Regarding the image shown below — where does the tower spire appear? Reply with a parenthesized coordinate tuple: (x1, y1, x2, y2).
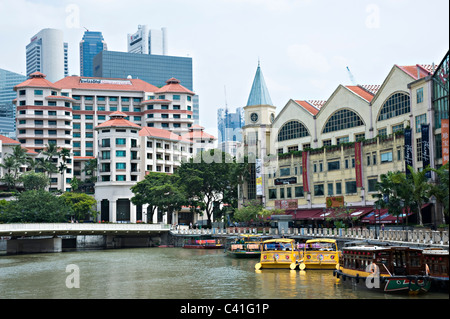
(246, 61, 273, 107)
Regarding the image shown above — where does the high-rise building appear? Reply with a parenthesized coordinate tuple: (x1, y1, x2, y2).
(0, 68, 27, 137)
(80, 31, 107, 77)
(26, 28, 68, 82)
(93, 51, 192, 90)
(127, 25, 168, 55)
(217, 107, 244, 156)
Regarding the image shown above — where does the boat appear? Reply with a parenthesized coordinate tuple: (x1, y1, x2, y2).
(298, 238, 340, 270)
(334, 245, 432, 294)
(183, 238, 223, 249)
(255, 238, 300, 270)
(226, 234, 269, 258)
(422, 248, 449, 292)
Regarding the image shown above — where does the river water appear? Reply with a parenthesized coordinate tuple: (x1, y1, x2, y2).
(0, 247, 448, 300)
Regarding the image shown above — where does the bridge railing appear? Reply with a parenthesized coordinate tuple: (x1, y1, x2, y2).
(172, 227, 449, 246)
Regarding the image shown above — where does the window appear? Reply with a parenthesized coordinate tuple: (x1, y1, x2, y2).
(392, 124, 404, 133)
(116, 150, 126, 157)
(337, 136, 349, 145)
(280, 167, 291, 176)
(416, 87, 423, 103)
(378, 92, 410, 121)
(323, 140, 332, 147)
(295, 186, 304, 197)
(368, 178, 378, 192)
(380, 151, 393, 163)
(280, 188, 285, 199)
(336, 182, 342, 195)
(355, 133, 365, 141)
(116, 175, 126, 181)
(327, 183, 334, 196)
(173, 95, 181, 100)
(286, 187, 292, 198)
(116, 138, 126, 145)
(345, 181, 357, 194)
(277, 121, 309, 142)
(34, 90, 43, 95)
(102, 151, 110, 159)
(327, 160, 340, 171)
(314, 184, 324, 196)
(85, 142, 93, 148)
(116, 163, 126, 170)
(416, 138, 422, 162)
(378, 128, 387, 136)
(269, 189, 277, 199)
(415, 114, 427, 133)
(323, 109, 364, 133)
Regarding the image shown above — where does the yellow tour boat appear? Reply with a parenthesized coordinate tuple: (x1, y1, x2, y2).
(298, 238, 340, 270)
(255, 238, 300, 270)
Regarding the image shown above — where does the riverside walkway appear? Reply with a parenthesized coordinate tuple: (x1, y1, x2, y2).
(172, 226, 449, 250)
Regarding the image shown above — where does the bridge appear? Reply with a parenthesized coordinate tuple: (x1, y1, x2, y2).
(0, 223, 171, 254)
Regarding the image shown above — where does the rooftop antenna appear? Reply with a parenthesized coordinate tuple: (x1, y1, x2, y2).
(83, 27, 89, 32)
(346, 66, 357, 85)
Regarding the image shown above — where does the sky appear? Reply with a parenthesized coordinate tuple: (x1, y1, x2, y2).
(0, 0, 448, 137)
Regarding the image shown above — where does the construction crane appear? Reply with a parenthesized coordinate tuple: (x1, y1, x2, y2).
(346, 66, 357, 85)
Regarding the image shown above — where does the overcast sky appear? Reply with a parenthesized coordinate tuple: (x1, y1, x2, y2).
(0, 0, 448, 136)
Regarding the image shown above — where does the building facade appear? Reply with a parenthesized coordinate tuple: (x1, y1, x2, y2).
(0, 68, 27, 137)
(127, 25, 168, 55)
(80, 31, 108, 77)
(12, 72, 213, 223)
(26, 28, 68, 83)
(240, 59, 445, 226)
(217, 107, 244, 156)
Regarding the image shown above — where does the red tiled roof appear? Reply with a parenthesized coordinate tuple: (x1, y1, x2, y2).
(155, 78, 194, 95)
(397, 64, 434, 80)
(182, 130, 216, 141)
(294, 100, 320, 115)
(345, 85, 375, 102)
(14, 72, 58, 90)
(139, 126, 191, 143)
(96, 112, 142, 129)
(74, 156, 96, 160)
(0, 135, 21, 145)
(54, 76, 159, 92)
(45, 95, 76, 102)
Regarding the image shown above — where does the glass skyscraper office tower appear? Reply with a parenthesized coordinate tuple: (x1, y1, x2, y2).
(0, 68, 26, 137)
(80, 31, 108, 77)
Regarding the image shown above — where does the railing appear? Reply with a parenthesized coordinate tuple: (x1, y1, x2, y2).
(172, 227, 449, 246)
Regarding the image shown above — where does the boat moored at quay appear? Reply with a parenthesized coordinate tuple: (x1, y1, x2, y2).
(255, 238, 300, 270)
(422, 248, 449, 292)
(298, 238, 340, 270)
(334, 245, 432, 294)
(225, 234, 270, 258)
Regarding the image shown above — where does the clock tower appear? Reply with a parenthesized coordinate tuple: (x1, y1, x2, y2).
(240, 61, 276, 207)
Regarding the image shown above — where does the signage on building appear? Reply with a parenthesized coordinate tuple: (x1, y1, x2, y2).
(274, 177, 297, 185)
(79, 78, 132, 85)
(275, 199, 298, 210)
(302, 151, 310, 192)
(442, 119, 449, 165)
(421, 124, 431, 177)
(255, 159, 262, 196)
(355, 141, 363, 187)
(326, 196, 344, 208)
(404, 128, 413, 174)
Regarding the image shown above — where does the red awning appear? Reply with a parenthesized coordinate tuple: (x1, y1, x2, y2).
(286, 209, 323, 220)
(310, 206, 374, 220)
(360, 204, 430, 224)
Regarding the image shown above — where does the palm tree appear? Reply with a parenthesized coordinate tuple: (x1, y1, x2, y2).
(406, 165, 432, 226)
(0, 156, 19, 190)
(58, 148, 71, 191)
(83, 158, 98, 183)
(429, 163, 449, 225)
(42, 144, 60, 190)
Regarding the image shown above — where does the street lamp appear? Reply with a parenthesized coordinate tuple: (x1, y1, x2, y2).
(374, 202, 381, 239)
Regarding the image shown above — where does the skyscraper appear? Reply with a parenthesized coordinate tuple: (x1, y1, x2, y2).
(0, 68, 26, 137)
(127, 25, 168, 55)
(217, 107, 245, 156)
(26, 28, 68, 82)
(80, 31, 107, 77)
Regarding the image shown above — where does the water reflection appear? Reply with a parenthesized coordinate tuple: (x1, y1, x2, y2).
(0, 248, 447, 299)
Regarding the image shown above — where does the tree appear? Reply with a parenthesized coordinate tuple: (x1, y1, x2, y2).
(20, 172, 49, 191)
(4, 190, 71, 223)
(405, 165, 432, 226)
(177, 149, 245, 228)
(0, 156, 19, 190)
(83, 158, 98, 184)
(131, 172, 187, 223)
(429, 163, 449, 224)
(60, 192, 97, 221)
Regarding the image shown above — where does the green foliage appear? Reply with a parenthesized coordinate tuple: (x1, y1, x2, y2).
(60, 192, 97, 221)
(20, 172, 49, 191)
(3, 190, 71, 223)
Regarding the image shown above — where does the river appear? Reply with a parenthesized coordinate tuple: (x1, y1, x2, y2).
(0, 247, 448, 300)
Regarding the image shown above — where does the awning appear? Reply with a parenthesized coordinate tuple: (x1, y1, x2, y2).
(310, 206, 374, 220)
(286, 207, 373, 221)
(360, 204, 430, 224)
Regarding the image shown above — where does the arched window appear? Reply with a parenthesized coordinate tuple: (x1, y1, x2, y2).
(277, 120, 309, 142)
(377, 92, 410, 121)
(322, 109, 364, 134)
